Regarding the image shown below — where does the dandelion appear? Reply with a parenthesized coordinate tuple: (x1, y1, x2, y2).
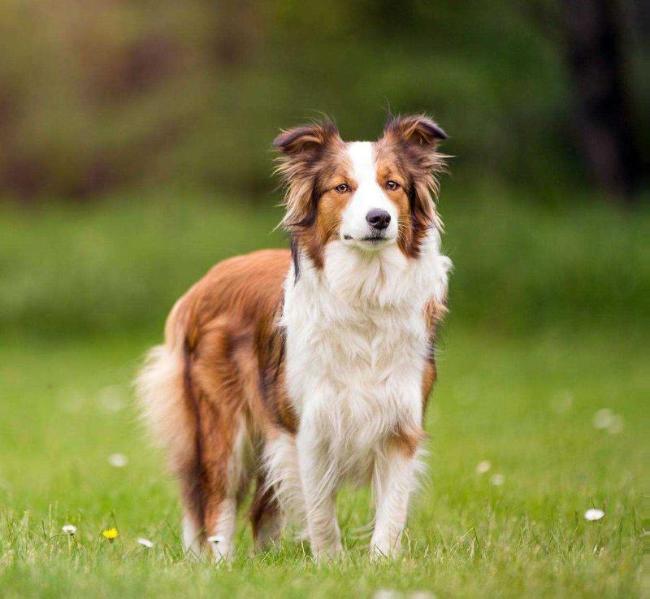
(108, 453, 128, 468)
(490, 473, 505, 486)
(137, 537, 154, 549)
(62, 524, 77, 535)
(102, 527, 119, 541)
(476, 460, 491, 475)
(584, 508, 605, 521)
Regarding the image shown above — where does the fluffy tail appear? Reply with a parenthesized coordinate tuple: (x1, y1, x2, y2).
(135, 315, 204, 552)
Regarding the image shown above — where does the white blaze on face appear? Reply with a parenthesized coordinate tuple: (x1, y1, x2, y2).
(340, 142, 398, 248)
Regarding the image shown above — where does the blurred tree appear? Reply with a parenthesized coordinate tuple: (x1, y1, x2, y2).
(0, 0, 647, 203)
(561, 0, 642, 203)
(211, 0, 262, 68)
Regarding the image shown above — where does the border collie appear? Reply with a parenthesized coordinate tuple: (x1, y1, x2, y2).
(136, 114, 451, 561)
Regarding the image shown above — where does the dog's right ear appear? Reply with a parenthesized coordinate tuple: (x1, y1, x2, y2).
(274, 120, 342, 231)
(273, 120, 340, 159)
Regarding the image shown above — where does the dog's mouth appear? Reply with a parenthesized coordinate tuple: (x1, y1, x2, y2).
(342, 234, 395, 247)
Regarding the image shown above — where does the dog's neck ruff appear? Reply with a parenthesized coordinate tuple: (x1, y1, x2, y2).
(283, 229, 450, 318)
(280, 228, 451, 478)
(281, 229, 450, 420)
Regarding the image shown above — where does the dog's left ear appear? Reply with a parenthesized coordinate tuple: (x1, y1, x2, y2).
(382, 114, 448, 255)
(383, 114, 447, 148)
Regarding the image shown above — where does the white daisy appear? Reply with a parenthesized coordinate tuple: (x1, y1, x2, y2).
(490, 473, 505, 486)
(584, 508, 605, 521)
(592, 409, 614, 430)
(476, 460, 491, 475)
(108, 453, 128, 468)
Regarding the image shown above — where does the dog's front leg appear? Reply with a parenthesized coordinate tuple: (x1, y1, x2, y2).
(296, 411, 342, 560)
(370, 441, 421, 558)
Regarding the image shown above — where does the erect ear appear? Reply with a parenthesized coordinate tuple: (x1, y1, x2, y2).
(273, 120, 342, 231)
(381, 114, 448, 255)
(383, 113, 447, 148)
(381, 113, 448, 186)
(273, 120, 340, 158)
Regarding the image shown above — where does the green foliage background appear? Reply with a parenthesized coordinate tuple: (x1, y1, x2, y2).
(0, 1, 647, 200)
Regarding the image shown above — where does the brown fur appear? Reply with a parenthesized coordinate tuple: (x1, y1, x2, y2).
(160, 250, 296, 545)
(377, 114, 447, 257)
(275, 121, 352, 269)
(139, 115, 448, 551)
(249, 472, 282, 548)
(275, 115, 447, 270)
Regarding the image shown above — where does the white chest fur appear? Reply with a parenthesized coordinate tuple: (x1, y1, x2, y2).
(281, 231, 451, 470)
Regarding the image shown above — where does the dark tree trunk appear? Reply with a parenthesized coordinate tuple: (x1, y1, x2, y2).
(561, 0, 641, 203)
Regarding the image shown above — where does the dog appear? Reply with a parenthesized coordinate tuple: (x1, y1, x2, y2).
(136, 114, 451, 561)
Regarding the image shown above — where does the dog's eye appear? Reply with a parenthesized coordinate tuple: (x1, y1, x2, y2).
(334, 183, 350, 194)
(386, 180, 400, 191)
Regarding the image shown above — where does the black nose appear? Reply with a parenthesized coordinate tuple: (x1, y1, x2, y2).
(366, 209, 391, 230)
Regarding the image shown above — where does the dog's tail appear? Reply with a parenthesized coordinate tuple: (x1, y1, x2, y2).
(135, 300, 204, 554)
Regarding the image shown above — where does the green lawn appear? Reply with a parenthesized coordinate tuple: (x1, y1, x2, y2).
(0, 326, 645, 597)
(0, 191, 647, 597)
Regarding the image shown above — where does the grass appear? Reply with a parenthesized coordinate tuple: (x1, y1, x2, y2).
(0, 189, 647, 597)
(0, 328, 645, 597)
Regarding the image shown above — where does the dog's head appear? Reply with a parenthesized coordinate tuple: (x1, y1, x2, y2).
(274, 114, 447, 266)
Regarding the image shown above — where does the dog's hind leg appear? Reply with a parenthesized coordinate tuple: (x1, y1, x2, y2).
(250, 472, 283, 551)
(137, 304, 254, 561)
(198, 404, 249, 561)
(135, 339, 206, 557)
(185, 322, 252, 562)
